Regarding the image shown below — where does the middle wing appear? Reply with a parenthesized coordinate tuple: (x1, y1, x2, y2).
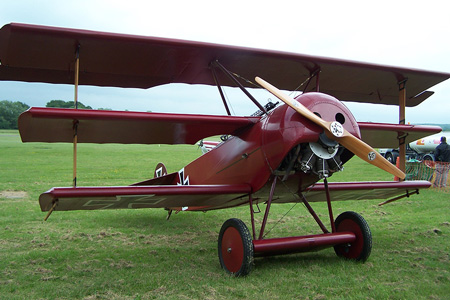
(19, 107, 259, 144)
(358, 122, 442, 148)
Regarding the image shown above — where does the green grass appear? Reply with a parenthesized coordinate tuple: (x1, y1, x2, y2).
(1, 129, 449, 299)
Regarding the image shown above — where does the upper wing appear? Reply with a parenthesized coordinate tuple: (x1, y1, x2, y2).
(358, 122, 442, 148)
(1, 23, 449, 106)
(19, 107, 259, 144)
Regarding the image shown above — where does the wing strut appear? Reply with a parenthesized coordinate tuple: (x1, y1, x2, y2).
(378, 189, 419, 206)
(212, 60, 267, 115)
(211, 65, 231, 116)
(301, 68, 321, 93)
(398, 79, 407, 179)
(44, 201, 58, 221)
(45, 45, 80, 222)
(73, 45, 80, 188)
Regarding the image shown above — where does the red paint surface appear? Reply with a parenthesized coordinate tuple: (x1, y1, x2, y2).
(253, 232, 356, 256)
(1, 23, 449, 105)
(221, 227, 244, 273)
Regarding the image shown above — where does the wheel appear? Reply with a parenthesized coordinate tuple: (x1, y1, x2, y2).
(422, 154, 435, 168)
(218, 218, 254, 276)
(422, 154, 434, 162)
(333, 211, 372, 262)
(385, 152, 397, 164)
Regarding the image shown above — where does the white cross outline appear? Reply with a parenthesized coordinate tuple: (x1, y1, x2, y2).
(177, 168, 190, 185)
(155, 167, 164, 177)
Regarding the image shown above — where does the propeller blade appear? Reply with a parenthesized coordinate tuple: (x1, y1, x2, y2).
(255, 76, 405, 179)
(255, 77, 327, 129)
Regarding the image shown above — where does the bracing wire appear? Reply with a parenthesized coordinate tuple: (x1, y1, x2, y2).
(221, 87, 236, 116)
(261, 176, 318, 239)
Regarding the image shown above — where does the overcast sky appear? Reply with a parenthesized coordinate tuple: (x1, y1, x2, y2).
(1, 0, 449, 123)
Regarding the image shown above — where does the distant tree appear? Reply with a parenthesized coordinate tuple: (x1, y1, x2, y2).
(0, 100, 30, 129)
(440, 124, 450, 131)
(46, 100, 92, 109)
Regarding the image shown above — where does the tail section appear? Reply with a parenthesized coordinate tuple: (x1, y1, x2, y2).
(198, 140, 220, 154)
(154, 162, 168, 178)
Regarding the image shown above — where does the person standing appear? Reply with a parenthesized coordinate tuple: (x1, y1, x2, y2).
(433, 136, 450, 188)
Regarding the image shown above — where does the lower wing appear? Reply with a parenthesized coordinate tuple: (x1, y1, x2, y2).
(39, 184, 251, 212)
(302, 181, 431, 204)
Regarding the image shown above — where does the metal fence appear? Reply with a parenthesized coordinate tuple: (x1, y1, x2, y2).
(406, 160, 450, 190)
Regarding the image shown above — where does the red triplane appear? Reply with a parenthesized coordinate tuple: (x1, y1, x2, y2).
(1, 23, 448, 276)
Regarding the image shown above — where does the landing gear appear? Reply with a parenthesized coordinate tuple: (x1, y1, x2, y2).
(218, 218, 254, 276)
(333, 211, 372, 262)
(217, 178, 373, 276)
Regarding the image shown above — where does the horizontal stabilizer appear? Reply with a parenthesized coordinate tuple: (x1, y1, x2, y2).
(39, 184, 252, 212)
(19, 108, 259, 144)
(358, 122, 442, 148)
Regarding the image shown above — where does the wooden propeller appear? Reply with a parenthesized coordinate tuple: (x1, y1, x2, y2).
(255, 76, 405, 179)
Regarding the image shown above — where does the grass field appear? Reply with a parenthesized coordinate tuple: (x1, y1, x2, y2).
(1, 129, 449, 299)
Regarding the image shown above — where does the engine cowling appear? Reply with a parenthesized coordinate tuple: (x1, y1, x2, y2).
(262, 92, 360, 179)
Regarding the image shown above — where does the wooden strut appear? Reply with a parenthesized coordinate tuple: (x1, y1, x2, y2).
(45, 46, 80, 221)
(44, 201, 58, 221)
(73, 45, 80, 188)
(398, 79, 407, 179)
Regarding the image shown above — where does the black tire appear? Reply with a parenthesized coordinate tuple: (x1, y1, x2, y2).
(218, 218, 254, 276)
(422, 154, 434, 162)
(421, 154, 435, 169)
(333, 211, 372, 262)
(385, 152, 397, 164)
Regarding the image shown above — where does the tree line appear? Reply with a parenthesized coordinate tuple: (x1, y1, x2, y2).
(2, 99, 449, 131)
(0, 100, 96, 129)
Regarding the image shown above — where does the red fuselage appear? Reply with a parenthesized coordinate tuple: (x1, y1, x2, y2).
(182, 92, 361, 198)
